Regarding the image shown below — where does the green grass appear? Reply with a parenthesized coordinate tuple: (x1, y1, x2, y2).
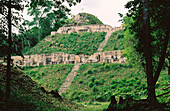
(102, 30, 124, 51)
(62, 63, 169, 103)
(23, 64, 74, 91)
(76, 102, 109, 111)
(0, 64, 81, 111)
(25, 32, 106, 55)
(68, 13, 103, 26)
(79, 13, 103, 25)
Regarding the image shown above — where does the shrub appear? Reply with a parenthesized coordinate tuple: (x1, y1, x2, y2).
(96, 95, 104, 102)
(87, 69, 92, 74)
(128, 82, 134, 86)
(83, 72, 87, 76)
(94, 80, 100, 85)
(111, 84, 117, 89)
(111, 80, 118, 84)
(79, 80, 83, 84)
(88, 100, 93, 105)
(104, 64, 110, 69)
(92, 86, 98, 93)
(90, 77, 95, 82)
(99, 79, 105, 85)
(100, 67, 104, 71)
(87, 75, 90, 78)
(41, 72, 45, 76)
(92, 68, 97, 73)
(88, 82, 94, 88)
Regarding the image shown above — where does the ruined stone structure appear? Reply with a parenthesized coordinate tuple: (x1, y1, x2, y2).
(0, 50, 126, 67)
(51, 25, 124, 35)
(9, 52, 86, 67)
(86, 51, 126, 63)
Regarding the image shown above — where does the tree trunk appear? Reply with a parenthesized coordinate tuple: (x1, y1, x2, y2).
(5, 0, 12, 109)
(143, 0, 156, 101)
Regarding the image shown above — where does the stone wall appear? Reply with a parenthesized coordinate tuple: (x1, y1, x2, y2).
(51, 25, 124, 35)
(86, 50, 126, 63)
(0, 51, 126, 67)
(8, 52, 86, 67)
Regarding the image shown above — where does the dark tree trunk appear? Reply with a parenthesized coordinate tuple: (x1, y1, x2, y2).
(142, 0, 156, 101)
(5, 0, 12, 109)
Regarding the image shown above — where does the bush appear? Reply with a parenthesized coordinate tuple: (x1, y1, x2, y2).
(111, 80, 118, 84)
(94, 80, 100, 85)
(88, 82, 94, 88)
(79, 80, 83, 84)
(128, 82, 134, 86)
(90, 77, 95, 82)
(96, 95, 105, 102)
(111, 84, 117, 89)
(100, 67, 104, 71)
(87, 69, 93, 74)
(83, 72, 87, 76)
(92, 68, 97, 73)
(92, 86, 98, 93)
(88, 100, 93, 105)
(104, 64, 110, 69)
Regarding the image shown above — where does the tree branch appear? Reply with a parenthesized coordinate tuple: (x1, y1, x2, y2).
(154, 30, 169, 84)
(156, 91, 170, 97)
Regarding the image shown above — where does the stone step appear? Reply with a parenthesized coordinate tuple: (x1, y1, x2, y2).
(97, 31, 114, 52)
(58, 63, 82, 94)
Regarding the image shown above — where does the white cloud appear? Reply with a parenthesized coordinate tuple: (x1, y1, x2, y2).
(70, 0, 130, 27)
(22, 0, 130, 28)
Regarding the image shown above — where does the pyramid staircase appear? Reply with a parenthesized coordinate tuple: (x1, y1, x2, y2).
(58, 63, 82, 94)
(59, 31, 114, 94)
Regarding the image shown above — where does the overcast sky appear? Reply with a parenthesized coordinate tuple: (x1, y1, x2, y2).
(70, 0, 130, 27)
(23, 0, 130, 29)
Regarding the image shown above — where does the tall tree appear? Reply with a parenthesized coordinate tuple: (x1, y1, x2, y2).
(0, 0, 26, 109)
(0, 0, 81, 109)
(124, 0, 169, 101)
(27, 0, 81, 42)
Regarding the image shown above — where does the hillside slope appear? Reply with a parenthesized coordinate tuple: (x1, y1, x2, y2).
(0, 64, 81, 110)
(23, 64, 74, 91)
(62, 63, 169, 103)
(25, 32, 106, 55)
(102, 30, 124, 51)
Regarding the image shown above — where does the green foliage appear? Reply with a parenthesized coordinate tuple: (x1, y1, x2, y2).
(124, 0, 169, 99)
(63, 63, 169, 102)
(0, 64, 80, 110)
(68, 13, 103, 26)
(88, 82, 94, 88)
(23, 64, 74, 90)
(25, 32, 106, 55)
(83, 13, 103, 25)
(102, 30, 124, 51)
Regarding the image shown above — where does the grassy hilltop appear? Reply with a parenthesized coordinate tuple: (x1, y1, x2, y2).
(68, 13, 104, 26)
(25, 32, 106, 55)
